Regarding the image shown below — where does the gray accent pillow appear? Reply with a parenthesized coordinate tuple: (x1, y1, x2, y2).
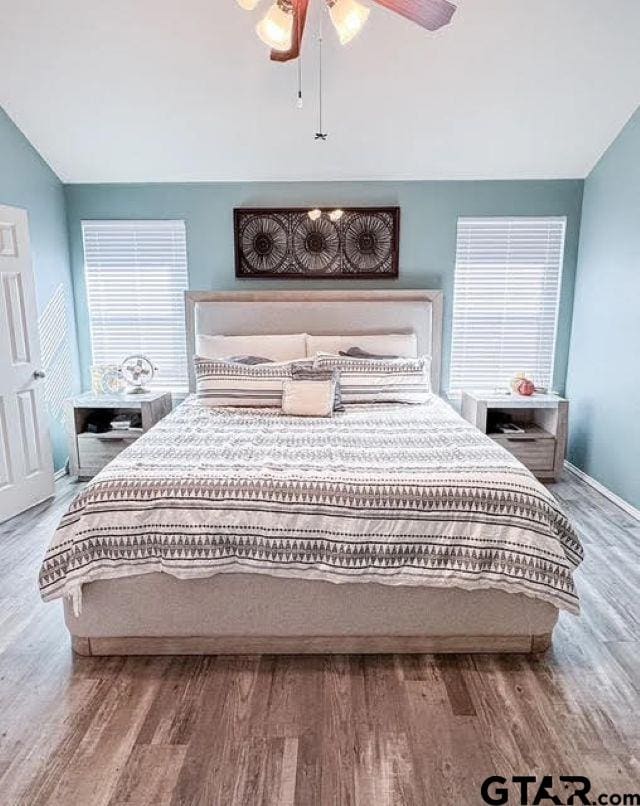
(339, 346, 400, 360)
(227, 355, 274, 365)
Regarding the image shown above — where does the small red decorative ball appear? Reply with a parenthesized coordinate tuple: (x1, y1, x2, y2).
(517, 378, 535, 396)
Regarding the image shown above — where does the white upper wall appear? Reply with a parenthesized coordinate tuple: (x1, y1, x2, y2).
(1, 0, 639, 183)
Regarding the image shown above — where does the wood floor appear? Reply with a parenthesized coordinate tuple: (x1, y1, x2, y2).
(0, 473, 638, 805)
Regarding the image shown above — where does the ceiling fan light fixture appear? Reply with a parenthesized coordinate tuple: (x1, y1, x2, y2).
(326, 0, 370, 46)
(256, 0, 294, 51)
(235, 0, 261, 10)
(308, 208, 323, 221)
(329, 208, 344, 221)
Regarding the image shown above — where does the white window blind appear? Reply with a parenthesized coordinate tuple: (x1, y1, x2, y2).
(449, 216, 566, 394)
(82, 220, 189, 390)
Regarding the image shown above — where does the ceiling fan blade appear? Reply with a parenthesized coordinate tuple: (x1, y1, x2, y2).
(371, 0, 456, 31)
(270, 0, 310, 62)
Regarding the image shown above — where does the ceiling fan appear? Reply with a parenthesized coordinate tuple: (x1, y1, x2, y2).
(235, 0, 457, 62)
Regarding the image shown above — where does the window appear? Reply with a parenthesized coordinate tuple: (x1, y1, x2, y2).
(82, 220, 189, 390)
(449, 216, 566, 394)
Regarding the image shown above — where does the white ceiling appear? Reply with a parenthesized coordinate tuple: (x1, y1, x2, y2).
(1, 0, 639, 183)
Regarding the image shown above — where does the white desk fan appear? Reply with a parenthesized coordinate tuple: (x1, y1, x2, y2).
(121, 355, 156, 394)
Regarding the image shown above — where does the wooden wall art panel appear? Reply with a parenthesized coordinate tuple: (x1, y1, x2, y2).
(234, 207, 400, 279)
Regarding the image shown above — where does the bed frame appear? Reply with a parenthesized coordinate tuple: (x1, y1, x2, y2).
(67, 574, 556, 656)
(66, 289, 558, 655)
(72, 634, 552, 656)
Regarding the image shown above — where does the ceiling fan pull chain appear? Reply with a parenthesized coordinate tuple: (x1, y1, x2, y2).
(315, 8, 327, 140)
(296, 1, 303, 108)
(297, 21, 303, 107)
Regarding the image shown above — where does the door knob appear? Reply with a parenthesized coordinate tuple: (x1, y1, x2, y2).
(33, 370, 46, 380)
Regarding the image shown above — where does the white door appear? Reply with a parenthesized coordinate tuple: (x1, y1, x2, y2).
(0, 205, 54, 523)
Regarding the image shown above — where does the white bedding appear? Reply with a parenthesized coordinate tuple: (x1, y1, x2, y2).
(40, 396, 582, 614)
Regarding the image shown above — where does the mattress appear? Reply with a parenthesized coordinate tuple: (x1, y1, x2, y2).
(40, 396, 583, 615)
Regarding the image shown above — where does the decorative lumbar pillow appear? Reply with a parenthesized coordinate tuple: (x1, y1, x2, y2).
(194, 356, 294, 407)
(306, 333, 417, 358)
(282, 378, 336, 418)
(291, 362, 344, 411)
(313, 354, 431, 405)
(196, 333, 307, 362)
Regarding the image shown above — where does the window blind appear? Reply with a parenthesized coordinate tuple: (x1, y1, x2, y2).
(449, 216, 566, 394)
(82, 220, 189, 390)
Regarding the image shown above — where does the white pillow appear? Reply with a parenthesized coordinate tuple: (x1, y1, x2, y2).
(306, 333, 417, 358)
(196, 333, 307, 362)
(282, 378, 336, 417)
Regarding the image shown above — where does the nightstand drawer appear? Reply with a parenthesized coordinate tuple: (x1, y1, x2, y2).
(461, 391, 568, 481)
(67, 392, 172, 480)
(491, 434, 555, 471)
(77, 432, 138, 469)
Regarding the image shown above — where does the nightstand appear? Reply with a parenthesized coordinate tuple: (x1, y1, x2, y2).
(461, 391, 568, 482)
(66, 391, 172, 480)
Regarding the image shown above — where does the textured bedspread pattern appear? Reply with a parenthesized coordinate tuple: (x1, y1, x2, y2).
(40, 397, 583, 613)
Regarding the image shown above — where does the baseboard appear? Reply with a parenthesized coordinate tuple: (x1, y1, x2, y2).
(54, 468, 68, 481)
(564, 461, 639, 521)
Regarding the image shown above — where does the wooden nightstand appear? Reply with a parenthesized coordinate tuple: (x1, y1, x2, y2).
(66, 392, 172, 480)
(461, 391, 568, 482)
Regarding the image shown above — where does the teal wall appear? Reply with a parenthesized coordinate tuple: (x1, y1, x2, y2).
(566, 107, 640, 509)
(6, 103, 639, 507)
(64, 180, 584, 393)
(0, 108, 80, 472)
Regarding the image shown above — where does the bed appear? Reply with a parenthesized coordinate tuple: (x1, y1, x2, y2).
(40, 290, 582, 655)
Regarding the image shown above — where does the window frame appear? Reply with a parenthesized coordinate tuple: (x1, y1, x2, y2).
(448, 215, 566, 397)
(81, 219, 190, 392)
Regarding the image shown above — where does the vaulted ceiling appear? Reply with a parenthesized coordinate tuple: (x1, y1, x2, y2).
(1, 0, 639, 182)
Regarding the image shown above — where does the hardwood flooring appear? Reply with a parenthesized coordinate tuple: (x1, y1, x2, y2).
(0, 473, 638, 805)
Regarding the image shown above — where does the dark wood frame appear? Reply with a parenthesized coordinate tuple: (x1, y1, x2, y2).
(233, 207, 400, 280)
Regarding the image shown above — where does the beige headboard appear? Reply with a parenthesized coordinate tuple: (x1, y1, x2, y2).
(185, 290, 443, 394)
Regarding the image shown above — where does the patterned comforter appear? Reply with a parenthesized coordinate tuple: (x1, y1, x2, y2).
(40, 396, 583, 614)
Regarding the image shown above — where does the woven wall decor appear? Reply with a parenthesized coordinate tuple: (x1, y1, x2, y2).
(234, 207, 400, 279)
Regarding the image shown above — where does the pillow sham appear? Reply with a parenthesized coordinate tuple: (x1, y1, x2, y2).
(196, 333, 307, 362)
(306, 333, 417, 358)
(282, 378, 336, 418)
(194, 356, 293, 407)
(313, 354, 431, 405)
(291, 363, 344, 411)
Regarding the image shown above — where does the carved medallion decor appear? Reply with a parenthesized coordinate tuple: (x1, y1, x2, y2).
(234, 207, 400, 279)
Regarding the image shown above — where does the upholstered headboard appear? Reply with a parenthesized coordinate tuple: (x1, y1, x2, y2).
(185, 290, 443, 394)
